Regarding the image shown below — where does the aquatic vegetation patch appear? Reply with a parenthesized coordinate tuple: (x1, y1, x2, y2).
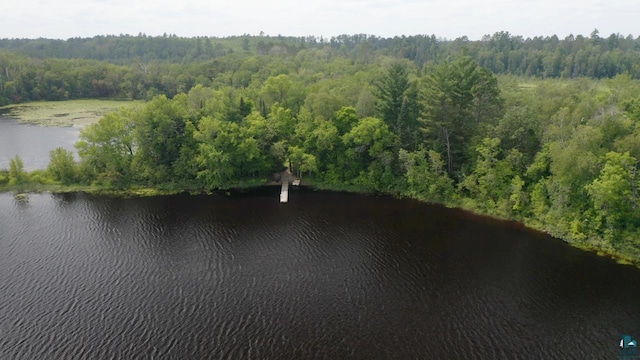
(0, 100, 140, 127)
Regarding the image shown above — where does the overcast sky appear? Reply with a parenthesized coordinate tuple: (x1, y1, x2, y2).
(2, 0, 638, 40)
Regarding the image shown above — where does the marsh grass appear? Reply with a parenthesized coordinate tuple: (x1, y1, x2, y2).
(0, 100, 140, 126)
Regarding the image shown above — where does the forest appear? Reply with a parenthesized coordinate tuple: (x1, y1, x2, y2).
(2, 30, 640, 105)
(1, 31, 640, 263)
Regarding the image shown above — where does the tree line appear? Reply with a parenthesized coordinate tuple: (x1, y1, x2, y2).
(2, 53, 640, 262)
(2, 30, 640, 105)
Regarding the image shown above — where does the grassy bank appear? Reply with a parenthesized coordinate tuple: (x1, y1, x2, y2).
(0, 183, 181, 197)
(0, 100, 140, 126)
(0, 176, 273, 198)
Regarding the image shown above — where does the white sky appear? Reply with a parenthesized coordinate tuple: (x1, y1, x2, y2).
(1, 0, 638, 40)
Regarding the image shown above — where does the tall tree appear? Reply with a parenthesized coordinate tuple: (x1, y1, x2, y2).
(420, 57, 503, 176)
(194, 117, 241, 188)
(374, 62, 420, 150)
(132, 94, 189, 184)
(586, 151, 639, 234)
(342, 116, 397, 189)
(76, 110, 136, 186)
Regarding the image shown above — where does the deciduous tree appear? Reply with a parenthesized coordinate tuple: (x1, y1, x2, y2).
(48, 148, 77, 185)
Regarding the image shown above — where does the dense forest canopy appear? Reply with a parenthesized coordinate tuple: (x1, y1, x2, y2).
(1, 31, 640, 264)
(1, 31, 640, 105)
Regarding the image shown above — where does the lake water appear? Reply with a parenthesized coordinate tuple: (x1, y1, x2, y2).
(0, 117, 80, 171)
(2, 189, 640, 359)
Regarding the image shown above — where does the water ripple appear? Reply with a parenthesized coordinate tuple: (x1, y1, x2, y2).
(0, 192, 637, 359)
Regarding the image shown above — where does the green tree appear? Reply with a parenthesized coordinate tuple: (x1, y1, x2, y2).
(8, 155, 26, 185)
(172, 120, 200, 184)
(239, 97, 253, 118)
(374, 63, 420, 149)
(288, 146, 318, 178)
(492, 105, 540, 163)
(586, 151, 639, 235)
(342, 116, 396, 189)
(132, 94, 189, 184)
(420, 57, 503, 176)
(333, 106, 359, 135)
(267, 104, 296, 143)
(194, 117, 241, 188)
(548, 125, 604, 201)
(261, 74, 293, 109)
(293, 109, 340, 174)
(460, 138, 522, 216)
(399, 147, 455, 203)
(48, 147, 77, 185)
(76, 110, 135, 186)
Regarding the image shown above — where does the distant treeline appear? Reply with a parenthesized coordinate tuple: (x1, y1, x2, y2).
(0, 30, 639, 105)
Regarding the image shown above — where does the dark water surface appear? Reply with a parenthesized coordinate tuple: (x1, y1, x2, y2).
(1, 190, 639, 359)
(0, 117, 80, 170)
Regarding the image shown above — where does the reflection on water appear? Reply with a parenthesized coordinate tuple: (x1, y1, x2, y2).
(1, 190, 639, 359)
(0, 117, 80, 170)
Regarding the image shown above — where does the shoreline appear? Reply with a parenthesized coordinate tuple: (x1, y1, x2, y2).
(2, 179, 638, 269)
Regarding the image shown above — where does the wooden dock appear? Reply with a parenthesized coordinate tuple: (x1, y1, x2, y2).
(276, 169, 300, 203)
(280, 179, 289, 203)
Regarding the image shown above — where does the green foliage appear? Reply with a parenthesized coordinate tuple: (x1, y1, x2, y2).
(194, 117, 242, 188)
(342, 117, 397, 190)
(374, 63, 420, 149)
(399, 148, 455, 203)
(586, 151, 639, 236)
(1, 31, 640, 109)
(0, 172, 8, 185)
(48, 148, 77, 185)
(548, 126, 604, 199)
(132, 94, 189, 184)
(420, 57, 503, 176)
(76, 110, 135, 186)
(492, 105, 540, 163)
(288, 146, 318, 178)
(2, 35, 639, 264)
(267, 104, 296, 141)
(8, 155, 26, 185)
(261, 74, 301, 112)
(28, 170, 55, 185)
(460, 138, 522, 216)
(333, 106, 359, 135)
(172, 120, 200, 183)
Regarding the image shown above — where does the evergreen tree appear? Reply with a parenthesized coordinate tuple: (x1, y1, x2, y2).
(420, 57, 503, 176)
(374, 63, 420, 150)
